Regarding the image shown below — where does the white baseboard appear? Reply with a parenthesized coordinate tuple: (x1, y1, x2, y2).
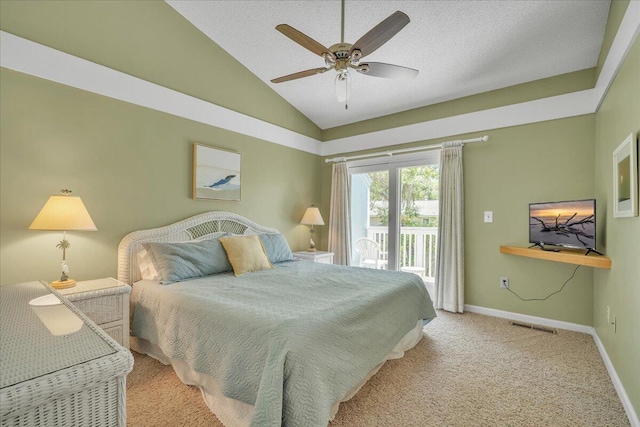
(464, 304, 594, 334)
(592, 330, 640, 427)
(463, 304, 639, 426)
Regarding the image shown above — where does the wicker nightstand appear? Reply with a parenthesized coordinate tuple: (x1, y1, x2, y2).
(57, 278, 130, 350)
(293, 251, 334, 264)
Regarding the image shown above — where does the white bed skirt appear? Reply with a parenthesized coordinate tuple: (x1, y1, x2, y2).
(131, 320, 424, 426)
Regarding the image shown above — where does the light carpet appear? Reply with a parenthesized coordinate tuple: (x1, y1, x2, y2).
(126, 311, 629, 426)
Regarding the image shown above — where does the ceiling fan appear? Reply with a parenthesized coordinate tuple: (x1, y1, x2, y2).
(270, 0, 418, 109)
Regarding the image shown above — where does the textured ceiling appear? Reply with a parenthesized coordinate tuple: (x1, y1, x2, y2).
(167, 1, 610, 130)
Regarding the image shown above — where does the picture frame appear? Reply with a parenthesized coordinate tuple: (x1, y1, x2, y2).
(612, 133, 638, 218)
(192, 143, 241, 201)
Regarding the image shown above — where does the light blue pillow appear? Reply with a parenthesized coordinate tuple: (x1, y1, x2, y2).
(143, 236, 232, 284)
(259, 233, 294, 264)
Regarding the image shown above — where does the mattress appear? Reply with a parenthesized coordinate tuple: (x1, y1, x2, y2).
(131, 319, 425, 426)
(130, 261, 436, 426)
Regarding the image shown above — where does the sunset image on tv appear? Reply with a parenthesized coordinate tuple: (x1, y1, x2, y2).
(529, 199, 595, 249)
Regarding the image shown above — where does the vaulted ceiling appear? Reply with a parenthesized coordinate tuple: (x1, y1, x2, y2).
(167, 1, 610, 130)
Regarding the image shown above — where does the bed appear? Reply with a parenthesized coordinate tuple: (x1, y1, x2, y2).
(118, 211, 436, 427)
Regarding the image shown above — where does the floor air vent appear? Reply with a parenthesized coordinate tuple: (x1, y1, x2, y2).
(510, 321, 557, 334)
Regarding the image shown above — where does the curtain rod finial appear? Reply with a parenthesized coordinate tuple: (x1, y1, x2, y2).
(481, 135, 489, 142)
(326, 157, 346, 163)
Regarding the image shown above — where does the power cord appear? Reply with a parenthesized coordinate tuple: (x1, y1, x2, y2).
(506, 265, 581, 301)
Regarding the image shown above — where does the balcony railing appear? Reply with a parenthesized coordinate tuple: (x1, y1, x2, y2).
(366, 226, 438, 281)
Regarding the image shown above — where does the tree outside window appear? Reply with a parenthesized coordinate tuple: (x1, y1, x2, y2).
(368, 165, 439, 227)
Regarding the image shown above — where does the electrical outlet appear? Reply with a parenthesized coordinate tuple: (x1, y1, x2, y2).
(500, 277, 509, 289)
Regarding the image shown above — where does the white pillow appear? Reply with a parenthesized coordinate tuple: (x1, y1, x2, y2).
(137, 248, 159, 281)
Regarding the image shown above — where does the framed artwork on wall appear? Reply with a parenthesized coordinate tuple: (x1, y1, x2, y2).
(192, 143, 241, 201)
(612, 133, 638, 218)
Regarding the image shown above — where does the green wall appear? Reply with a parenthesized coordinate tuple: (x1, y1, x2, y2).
(0, 1, 326, 285)
(594, 36, 640, 416)
(0, 0, 321, 139)
(0, 69, 321, 285)
(464, 117, 595, 325)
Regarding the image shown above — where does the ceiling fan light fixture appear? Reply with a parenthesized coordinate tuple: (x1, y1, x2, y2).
(335, 72, 351, 104)
(271, 2, 416, 110)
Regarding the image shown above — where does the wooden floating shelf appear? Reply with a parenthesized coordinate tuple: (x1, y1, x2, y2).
(500, 246, 611, 269)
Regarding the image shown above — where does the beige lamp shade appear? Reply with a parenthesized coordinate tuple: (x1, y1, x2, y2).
(29, 195, 97, 231)
(301, 206, 325, 226)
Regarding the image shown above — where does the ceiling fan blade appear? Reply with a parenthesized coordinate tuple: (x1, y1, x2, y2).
(357, 62, 418, 79)
(350, 11, 410, 59)
(276, 24, 335, 59)
(271, 67, 329, 83)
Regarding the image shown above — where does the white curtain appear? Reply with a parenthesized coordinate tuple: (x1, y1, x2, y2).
(435, 142, 464, 313)
(328, 162, 352, 265)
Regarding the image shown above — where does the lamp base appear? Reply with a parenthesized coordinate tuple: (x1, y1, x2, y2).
(51, 279, 76, 289)
(307, 248, 317, 252)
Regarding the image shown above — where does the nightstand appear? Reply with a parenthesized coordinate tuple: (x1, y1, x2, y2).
(293, 251, 334, 264)
(57, 277, 130, 349)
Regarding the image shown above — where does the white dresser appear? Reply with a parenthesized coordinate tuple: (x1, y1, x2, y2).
(0, 281, 133, 427)
(57, 277, 130, 349)
(293, 251, 334, 264)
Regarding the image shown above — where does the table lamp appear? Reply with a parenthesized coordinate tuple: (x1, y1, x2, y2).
(29, 189, 97, 289)
(300, 205, 324, 252)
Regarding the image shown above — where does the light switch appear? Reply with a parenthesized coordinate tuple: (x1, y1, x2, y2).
(484, 211, 493, 223)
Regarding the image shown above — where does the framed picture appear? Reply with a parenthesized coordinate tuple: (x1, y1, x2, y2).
(612, 133, 638, 218)
(192, 143, 241, 201)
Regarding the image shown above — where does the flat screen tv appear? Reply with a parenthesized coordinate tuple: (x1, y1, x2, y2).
(529, 199, 596, 251)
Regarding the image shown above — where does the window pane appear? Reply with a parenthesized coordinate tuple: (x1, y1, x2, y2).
(399, 165, 439, 290)
(350, 171, 389, 270)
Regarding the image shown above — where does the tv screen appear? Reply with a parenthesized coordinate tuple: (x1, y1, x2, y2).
(529, 199, 596, 250)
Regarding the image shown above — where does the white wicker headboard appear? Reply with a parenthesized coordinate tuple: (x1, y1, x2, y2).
(117, 211, 279, 285)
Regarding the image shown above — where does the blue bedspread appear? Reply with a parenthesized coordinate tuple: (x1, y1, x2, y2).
(131, 261, 436, 426)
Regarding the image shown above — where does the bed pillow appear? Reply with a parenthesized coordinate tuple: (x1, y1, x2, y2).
(259, 233, 295, 264)
(219, 235, 273, 276)
(142, 236, 232, 284)
(137, 248, 159, 281)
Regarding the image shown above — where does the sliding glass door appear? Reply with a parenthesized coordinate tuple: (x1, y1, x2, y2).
(348, 152, 440, 286)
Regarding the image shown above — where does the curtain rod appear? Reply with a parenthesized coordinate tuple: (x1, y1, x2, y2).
(324, 135, 489, 163)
